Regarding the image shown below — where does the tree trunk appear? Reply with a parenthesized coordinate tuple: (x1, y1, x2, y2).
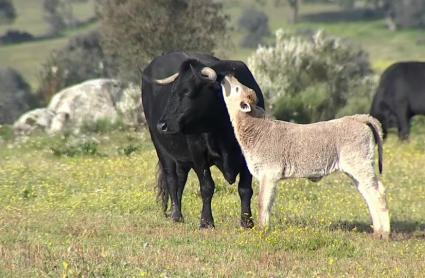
(288, 0, 299, 24)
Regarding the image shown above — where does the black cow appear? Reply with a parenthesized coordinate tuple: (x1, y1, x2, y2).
(370, 61, 425, 139)
(142, 51, 264, 228)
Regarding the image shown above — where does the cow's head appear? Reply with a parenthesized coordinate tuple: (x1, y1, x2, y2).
(155, 59, 226, 134)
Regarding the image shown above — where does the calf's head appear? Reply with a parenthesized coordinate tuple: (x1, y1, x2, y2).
(221, 75, 258, 117)
(155, 59, 225, 134)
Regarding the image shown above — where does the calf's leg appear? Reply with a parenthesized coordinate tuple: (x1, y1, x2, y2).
(259, 176, 278, 228)
(344, 166, 390, 239)
(356, 177, 390, 239)
(377, 180, 390, 234)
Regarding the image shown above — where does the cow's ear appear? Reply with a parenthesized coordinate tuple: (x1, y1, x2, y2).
(239, 101, 251, 113)
(177, 59, 199, 80)
(189, 64, 199, 78)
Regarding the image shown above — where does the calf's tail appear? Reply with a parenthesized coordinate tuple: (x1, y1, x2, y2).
(156, 162, 169, 215)
(352, 114, 384, 174)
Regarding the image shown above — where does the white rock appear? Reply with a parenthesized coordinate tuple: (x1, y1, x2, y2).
(13, 79, 144, 135)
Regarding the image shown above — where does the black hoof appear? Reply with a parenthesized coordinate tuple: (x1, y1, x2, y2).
(241, 217, 254, 229)
(171, 213, 184, 223)
(200, 219, 215, 229)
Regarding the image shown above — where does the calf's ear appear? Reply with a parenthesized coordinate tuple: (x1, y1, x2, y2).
(239, 101, 251, 113)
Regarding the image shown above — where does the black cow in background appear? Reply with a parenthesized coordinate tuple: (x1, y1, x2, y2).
(370, 61, 425, 139)
(142, 51, 264, 228)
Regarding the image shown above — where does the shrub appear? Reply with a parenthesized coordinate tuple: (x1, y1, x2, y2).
(37, 30, 117, 104)
(117, 143, 140, 156)
(0, 67, 39, 124)
(0, 124, 14, 141)
(0, 0, 16, 24)
(248, 29, 372, 123)
(80, 118, 125, 134)
(391, 0, 425, 29)
(336, 75, 378, 117)
(238, 8, 270, 48)
(50, 140, 101, 157)
(43, 0, 76, 34)
(98, 0, 229, 82)
(0, 30, 34, 45)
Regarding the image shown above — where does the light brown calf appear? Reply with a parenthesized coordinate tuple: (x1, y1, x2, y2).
(221, 75, 390, 239)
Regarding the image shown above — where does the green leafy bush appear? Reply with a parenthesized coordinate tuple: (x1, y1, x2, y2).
(80, 118, 125, 134)
(248, 29, 373, 123)
(51, 140, 101, 157)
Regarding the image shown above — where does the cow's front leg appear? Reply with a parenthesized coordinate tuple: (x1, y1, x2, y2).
(194, 168, 215, 229)
(238, 165, 254, 228)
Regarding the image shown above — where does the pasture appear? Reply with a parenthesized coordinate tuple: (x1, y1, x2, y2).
(0, 124, 424, 276)
(1, 1, 425, 276)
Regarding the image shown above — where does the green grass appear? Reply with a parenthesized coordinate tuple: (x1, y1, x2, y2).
(1, 2, 425, 276)
(0, 127, 424, 276)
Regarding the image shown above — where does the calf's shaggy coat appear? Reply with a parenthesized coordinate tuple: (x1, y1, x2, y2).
(221, 75, 390, 239)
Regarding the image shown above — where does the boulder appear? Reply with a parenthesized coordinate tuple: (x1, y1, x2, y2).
(14, 79, 144, 135)
(13, 108, 55, 135)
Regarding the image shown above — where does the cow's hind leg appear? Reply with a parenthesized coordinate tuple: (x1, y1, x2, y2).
(238, 165, 254, 228)
(343, 165, 390, 239)
(161, 159, 184, 223)
(395, 106, 411, 140)
(194, 167, 216, 229)
(175, 163, 190, 220)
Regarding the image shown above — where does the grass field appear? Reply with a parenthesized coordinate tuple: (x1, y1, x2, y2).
(1, 1, 425, 276)
(0, 124, 424, 276)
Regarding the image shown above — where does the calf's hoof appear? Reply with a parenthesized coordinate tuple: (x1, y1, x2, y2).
(373, 231, 390, 240)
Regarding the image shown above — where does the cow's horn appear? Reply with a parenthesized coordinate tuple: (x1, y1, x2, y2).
(155, 72, 180, 85)
(201, 67, 217, 81)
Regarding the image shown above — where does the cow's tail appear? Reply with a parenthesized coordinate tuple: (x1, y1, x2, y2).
(156, 162, 169, 215)
(352, 114, 384, 174)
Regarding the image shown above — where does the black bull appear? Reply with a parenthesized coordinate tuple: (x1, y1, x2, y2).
(141, 51, 264, 228)
(370, 61, 425, 139)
